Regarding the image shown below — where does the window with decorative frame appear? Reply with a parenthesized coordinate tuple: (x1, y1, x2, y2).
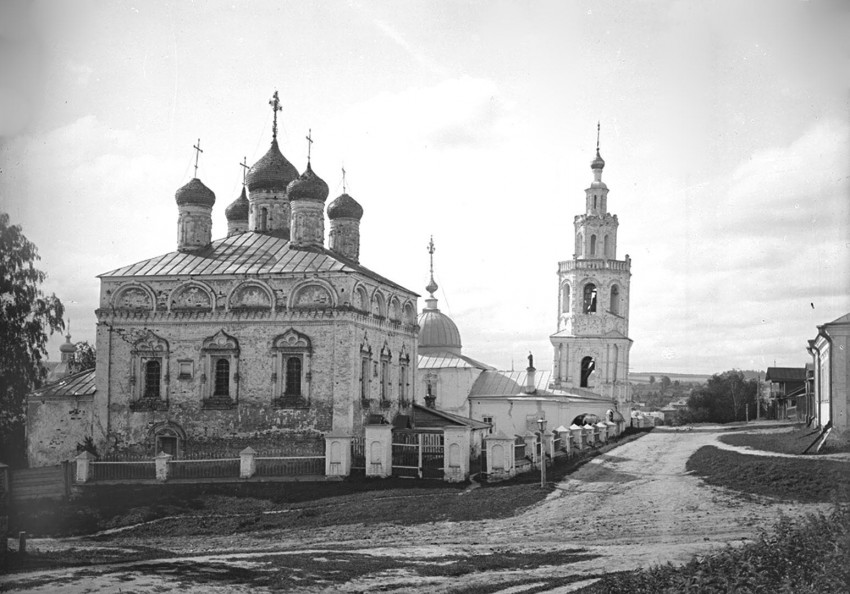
(398, 347, 410, 406)
(201, 330, 239, 409)
(360, 337, 372, 405)
(379, 344, 391, 407)
(271, 328, 312, 408)
(129, 330, 169, 412)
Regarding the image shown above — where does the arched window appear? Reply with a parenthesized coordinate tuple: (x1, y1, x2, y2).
(285, 356, 302, 396)
(610, 285, 620, 315)
(576, 233, 583, 257)
(561, 284, 571, 313)
(144, 360, 161, 398)
(360, 356, 371, 400)
(583, 283, 597, 313)
(604, 235, 610, 258)
(590, 235, 597, 256)
(612, 345, 619, 379)
(593, 195, 597, 210)
(260, 207, 268, 232)
(580, 356, 595, 388)
(214, 358, 230, 396)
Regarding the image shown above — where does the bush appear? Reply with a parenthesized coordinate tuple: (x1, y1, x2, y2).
(585, 506, 850, 593)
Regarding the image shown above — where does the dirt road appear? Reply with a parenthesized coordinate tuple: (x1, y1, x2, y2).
(1, 428, 831, 593)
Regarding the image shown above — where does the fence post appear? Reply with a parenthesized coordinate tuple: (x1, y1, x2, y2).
(240, 447, 256, 479)
(484, 431, 514, 480)
(596, 421, 608, 444)
(443, 426, 472, 483)
(155, 452, 172, 482)
(75, 451, 95, 483)
(364, 424, 392, 478)
(324, 432, 352, 478)
(555, 425, 571, 456)
(0, 462, 8, 559)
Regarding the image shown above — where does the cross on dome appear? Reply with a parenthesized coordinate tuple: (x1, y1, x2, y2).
(426, 236, 438, 297)
(192, 138, 203, 178)
(305, 128, 313, 163)
(269, 90, 282, 140)
(239, 156, 249, 185)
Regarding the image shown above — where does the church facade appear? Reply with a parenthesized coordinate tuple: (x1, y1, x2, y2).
(550, 130, 633, 419)
(30, 95, 419, 464)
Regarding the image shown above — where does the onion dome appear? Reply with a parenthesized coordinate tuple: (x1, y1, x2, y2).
(417, 297, 462, 355)
(287, 163, 329, 202)
(225, 186, 249, 221)
(246, 139, 299, 192)
(591, 149, 605, 170)
(175, 178, 216, 207)
(327, 193, 363, 220)
(59, 332, 76, 354)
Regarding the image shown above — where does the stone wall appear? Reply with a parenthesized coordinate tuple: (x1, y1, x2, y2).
(26, 396, 95, 467)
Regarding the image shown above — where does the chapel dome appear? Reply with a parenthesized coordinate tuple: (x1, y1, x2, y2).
(590, 180, 608, 190)
(59, 334, 76, 354)
(175, 178, 216, 207)
(246, 139, 299, 192)
(287, 163, 329, 202)
(327, 193, 363, 220)
(417, 298, 462, 355)
(225, 187, 249, 221)
(591, 150, 605, 170)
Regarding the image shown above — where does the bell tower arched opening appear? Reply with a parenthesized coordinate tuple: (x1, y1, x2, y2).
(583, 283, 597, 313)
(580, 356, 595, 388)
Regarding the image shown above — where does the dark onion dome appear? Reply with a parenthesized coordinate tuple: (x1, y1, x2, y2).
(175, 178, 216, 207)
(287, 162, 329, 202)
(417, 298, 462, 355)
(327, 192, 363, 220)
(591, 149, 605, 170)
(225, 186, 249, 221)
(59, 333, 76, 354)
(246, 139, 299, 192)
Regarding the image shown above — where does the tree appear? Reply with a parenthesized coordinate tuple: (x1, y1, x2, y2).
(660, 376, 672, 391)
(0, 213, 65, 466)
(72, 340, 96, 373)
(682, 370, 758, 424)
(649, 375, 656, 384)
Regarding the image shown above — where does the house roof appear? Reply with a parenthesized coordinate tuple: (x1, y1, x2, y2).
(30, 369, 96, 400)
(765, 367, 807, 382)
(99, 232, 417, 295)
(827, 313, 850, 325)
(418, 352, 494, 371)
(412, 404, 491, 430)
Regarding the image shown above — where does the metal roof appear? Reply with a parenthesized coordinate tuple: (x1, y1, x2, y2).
(30, 369, 96, 399)
(765, 367, 807, 382)
(412, 404, 491, 430)
(469, 369, 611, 402)
(417, 353, 494, 371)
(99, 232, 417, 295)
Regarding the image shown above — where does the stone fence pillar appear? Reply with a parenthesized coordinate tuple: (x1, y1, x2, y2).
(484, 431, 515, 479)
(155, 452, 172, 482)
(596, 421, 609, 444)
(583, 424, 596, 447)
(365, 424, 392, 478)
(240, 447, 256, 479)
(523, 431, 539, 464)
(75, 451, 95, 483)
(555, 426, 572, 456)
(443, 426, 472, 483)
(542, 432, 555, 460)
(606, 420, 617, 438)
(324, 432, 352, 478)
(570, 424, 585, 450)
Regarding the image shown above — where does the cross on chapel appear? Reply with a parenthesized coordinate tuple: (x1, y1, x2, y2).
(269, 91, 282, 140)
(239, 156, 249, 185)
(193, 139, 203, 178)
(305, 128, 313, 163)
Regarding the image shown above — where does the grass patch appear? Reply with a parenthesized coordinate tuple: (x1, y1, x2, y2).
(686, 445, 850, 503)
(580, 505, 850, 594)
(718, 426, 825, 455)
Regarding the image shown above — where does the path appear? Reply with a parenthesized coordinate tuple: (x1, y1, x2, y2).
(0, 428, 833, 593)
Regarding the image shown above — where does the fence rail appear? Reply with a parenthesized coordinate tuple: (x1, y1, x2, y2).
(91, 461, 156, 481)
(170, 459, 240, 480)
(254, 456, 325, 477)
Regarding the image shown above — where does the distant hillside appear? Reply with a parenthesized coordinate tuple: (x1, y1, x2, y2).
(631, 370, 763, 385)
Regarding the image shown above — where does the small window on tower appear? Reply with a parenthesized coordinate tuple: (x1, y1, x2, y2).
(590, 235, 597, 256)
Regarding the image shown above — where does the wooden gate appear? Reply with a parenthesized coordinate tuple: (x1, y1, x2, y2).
(9, 464, 70, 504)
(392, 430, 444, 479)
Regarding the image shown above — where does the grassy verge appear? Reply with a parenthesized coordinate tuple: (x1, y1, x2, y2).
(686, 445, 850, 503)
(580, 505, 850, 594)
(718, 425, 825, 455)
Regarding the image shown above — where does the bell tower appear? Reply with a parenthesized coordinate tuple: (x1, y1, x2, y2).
(550, 124, 632, 416)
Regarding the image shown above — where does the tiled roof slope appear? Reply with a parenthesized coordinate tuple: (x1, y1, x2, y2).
(99, 232, 417, 295)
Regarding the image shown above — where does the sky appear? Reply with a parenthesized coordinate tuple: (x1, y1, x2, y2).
(1, 0, 848, 375)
